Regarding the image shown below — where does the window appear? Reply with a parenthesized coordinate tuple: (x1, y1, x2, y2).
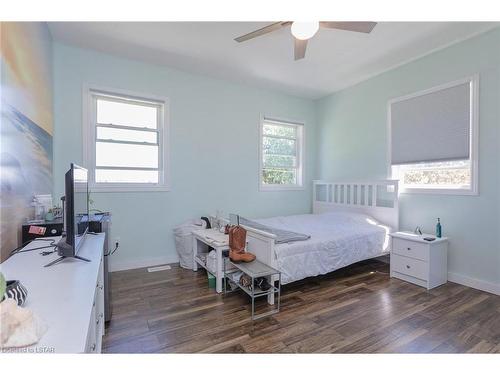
(389, 76, 478, 195)
(84, 87, 169, 192)
(259, 117, 304, 190)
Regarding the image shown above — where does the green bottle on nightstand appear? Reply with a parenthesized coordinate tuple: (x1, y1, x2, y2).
(436, 218, 442, 238)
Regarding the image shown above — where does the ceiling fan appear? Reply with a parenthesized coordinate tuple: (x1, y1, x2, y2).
(234, 21, 377, 60)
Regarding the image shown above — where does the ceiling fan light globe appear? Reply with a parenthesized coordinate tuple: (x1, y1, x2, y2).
(291, 21, 319, 40)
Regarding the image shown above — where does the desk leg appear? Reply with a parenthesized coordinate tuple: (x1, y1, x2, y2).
(216, 248, 223, 293)
(192, 237, 198, 272)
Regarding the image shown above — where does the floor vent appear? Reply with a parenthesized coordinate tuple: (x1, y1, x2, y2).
(147, 265, 172, 272)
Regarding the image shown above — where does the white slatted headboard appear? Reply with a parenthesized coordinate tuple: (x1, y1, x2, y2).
(313, 180, 399, 232)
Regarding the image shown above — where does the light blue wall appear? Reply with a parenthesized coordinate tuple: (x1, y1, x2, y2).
(52, 43, 317, 271)
(316, 28, 500, 286)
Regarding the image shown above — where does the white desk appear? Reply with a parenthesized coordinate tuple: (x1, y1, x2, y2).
(0, 234, 105, 353)
(192, 229, 229, 293)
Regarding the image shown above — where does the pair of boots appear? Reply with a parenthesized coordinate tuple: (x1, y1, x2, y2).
(228, 225, 256, 263)
(239, 274, 271, 291)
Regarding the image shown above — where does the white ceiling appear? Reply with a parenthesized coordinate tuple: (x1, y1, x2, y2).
(48, 22, 498, 99)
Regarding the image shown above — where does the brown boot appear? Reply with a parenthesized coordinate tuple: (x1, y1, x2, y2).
(229, 249, 256, 263)
(228, 225, 256, 263)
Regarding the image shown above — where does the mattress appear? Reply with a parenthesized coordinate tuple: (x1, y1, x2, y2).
(255, 211, 390, 284)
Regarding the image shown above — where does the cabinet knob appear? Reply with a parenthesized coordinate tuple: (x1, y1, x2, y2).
(407, 247, 411, 251)
(406, 265, 411, 269)
(91, 343, 96, 351)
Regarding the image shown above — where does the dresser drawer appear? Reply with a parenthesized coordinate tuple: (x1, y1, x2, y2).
(391, 254, 428, 281)
(392, 238, 429, 261)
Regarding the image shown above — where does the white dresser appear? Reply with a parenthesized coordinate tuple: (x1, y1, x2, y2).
(0, 233, 105, 353)
(390, 231, 448, 290)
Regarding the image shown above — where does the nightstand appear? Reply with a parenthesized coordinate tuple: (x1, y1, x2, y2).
(389, 231, 448, 290)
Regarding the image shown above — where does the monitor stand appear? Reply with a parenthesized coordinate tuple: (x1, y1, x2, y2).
(44, 255, 90, 267)
(44, 236, 91, 267)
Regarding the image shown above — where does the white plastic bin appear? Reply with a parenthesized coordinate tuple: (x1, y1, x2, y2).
(173, 219, 204, 269)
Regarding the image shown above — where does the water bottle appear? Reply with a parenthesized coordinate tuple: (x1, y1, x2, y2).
(436, 218, 442, 238)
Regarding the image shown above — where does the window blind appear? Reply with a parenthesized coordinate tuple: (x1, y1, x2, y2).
(390, 81, 471, 165)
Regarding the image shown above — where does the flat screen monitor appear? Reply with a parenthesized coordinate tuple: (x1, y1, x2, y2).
(65, 163, 89, 253)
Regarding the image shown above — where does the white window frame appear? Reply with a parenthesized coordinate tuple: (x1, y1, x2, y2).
(83, 84, 170, 192)
(387, 75, 479, 196)
(259, 115, 305, 191)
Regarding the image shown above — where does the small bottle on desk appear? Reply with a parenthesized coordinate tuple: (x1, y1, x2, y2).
(436, 218, 442, 238)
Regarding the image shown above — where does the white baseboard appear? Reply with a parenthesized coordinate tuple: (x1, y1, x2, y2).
(376, 254, 390, 264)
(448, 272, 500, 296)
(109, 255, 178, 272)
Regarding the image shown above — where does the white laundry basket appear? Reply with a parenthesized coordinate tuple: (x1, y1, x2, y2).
(173, 219, 204, 269)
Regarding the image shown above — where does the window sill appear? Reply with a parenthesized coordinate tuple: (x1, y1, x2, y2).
(89, 184, 170, 193)
(259, 184, 305, 192)
(400, 187, 478, 196)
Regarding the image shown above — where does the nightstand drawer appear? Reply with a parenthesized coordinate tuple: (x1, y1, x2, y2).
(391, 254, 428, 281)
(392, 238, 429, 261)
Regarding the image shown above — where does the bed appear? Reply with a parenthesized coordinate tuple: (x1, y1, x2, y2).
(241, 180, 399, 303)
(254, 211, 391, 284)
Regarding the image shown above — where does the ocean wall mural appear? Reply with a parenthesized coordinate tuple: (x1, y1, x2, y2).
(0, 22, 53, 262)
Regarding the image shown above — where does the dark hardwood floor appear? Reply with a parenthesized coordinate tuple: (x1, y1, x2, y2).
(103, 260, 500, 353)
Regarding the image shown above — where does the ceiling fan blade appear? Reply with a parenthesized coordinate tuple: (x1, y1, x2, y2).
(294, 38, 308, 60)
(234, 22, 291, 43)
(320, 21, 377, 33)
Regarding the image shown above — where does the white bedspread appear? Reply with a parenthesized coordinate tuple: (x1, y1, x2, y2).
(255, 211, 390, 284)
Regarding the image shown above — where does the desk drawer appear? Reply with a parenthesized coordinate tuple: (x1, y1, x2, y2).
(392, 238, 429, 261)
(391, 254, 428, 281)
